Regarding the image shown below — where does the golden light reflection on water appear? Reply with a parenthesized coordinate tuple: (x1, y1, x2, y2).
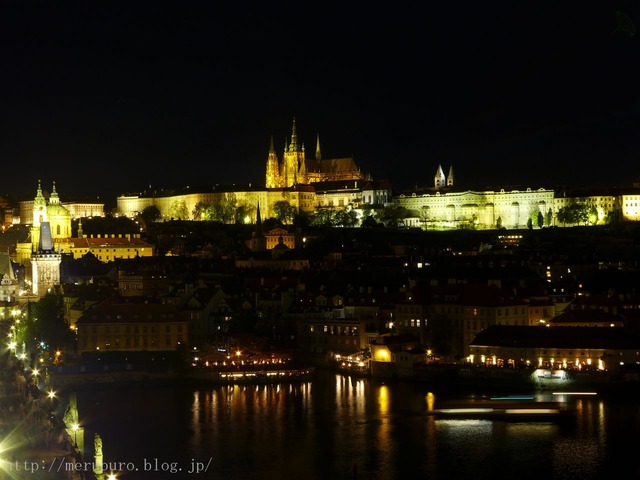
(377, 384, 389, 414)
(182, 376, 627, 479)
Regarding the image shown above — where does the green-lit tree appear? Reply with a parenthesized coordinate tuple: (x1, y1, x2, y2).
(192, 201, 211, 220)
(537, 211, 544, 228)
(557, 202, 595, 226)
(21, 292, 75, 354)
(273, 200, 297, 224)
(169, 200, 189, 220)
(235, 203, 255, 224)
(546, 208, 553, 227)
(312, 208, 336, 227)
(334, 209, 359, 227)
(220, 193, 238, 224)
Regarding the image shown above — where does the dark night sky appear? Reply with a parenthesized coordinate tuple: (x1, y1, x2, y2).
(1, 1, 639, 204)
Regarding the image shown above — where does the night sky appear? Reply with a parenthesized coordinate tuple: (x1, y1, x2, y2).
(1, 2, 638, 204)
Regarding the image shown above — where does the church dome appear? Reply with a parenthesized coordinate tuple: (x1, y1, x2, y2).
(47, 202, 71, 219)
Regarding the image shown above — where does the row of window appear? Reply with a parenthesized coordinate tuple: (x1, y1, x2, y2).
(79, 336, 183, 349)
(85, 324, 184, 334)
(398, 306, 527, 316)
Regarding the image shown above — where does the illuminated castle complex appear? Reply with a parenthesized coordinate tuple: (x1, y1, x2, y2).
(266, 118, 364, 188)
(115, 119, 640, 229)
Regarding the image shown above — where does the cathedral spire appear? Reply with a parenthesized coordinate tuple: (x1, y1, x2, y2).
(315, 133, 321, 161)
(290, 117, 298, 151)
(269, 135, 275, 154)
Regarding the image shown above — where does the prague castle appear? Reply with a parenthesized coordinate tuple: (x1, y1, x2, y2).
(117, 119, 391, 221)
(112, 119, 640, 229)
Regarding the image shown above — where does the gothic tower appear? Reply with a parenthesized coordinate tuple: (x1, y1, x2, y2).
(265, 135, 280, 188)
(249, 202, 267, 252)
(283, 118, 305, 187)
(31, 221, 61, 296)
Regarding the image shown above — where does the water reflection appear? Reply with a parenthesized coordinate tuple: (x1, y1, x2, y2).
(70, 372, 640, 480)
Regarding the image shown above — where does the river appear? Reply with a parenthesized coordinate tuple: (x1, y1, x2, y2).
(59, 369, 640, 480)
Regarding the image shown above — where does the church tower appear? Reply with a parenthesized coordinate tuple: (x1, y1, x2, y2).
(46, 181, 72, 244)
(434, 165, 446, 190)
(447, 166, 454, 187)
(31, 221, 61, 296)
(31, 179, 47, 250)
(265, 135, 280, 188)
(283, 118, 305, 187)
(249, 202, 267, 252)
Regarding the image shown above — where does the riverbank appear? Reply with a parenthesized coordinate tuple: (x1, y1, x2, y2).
(0, 352, 98, 480)
(49, 362, 316, 391)
(329, 360, 640, 396)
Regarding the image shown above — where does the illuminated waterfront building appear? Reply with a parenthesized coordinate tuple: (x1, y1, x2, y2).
(75, 298, 189, 356)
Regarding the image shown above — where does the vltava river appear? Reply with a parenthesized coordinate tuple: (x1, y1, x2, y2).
(65, 370, 640, 480)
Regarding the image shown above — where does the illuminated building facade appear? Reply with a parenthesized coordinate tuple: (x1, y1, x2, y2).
(117, 185, 316, 221)
(552, 188, 620, 225)
(30, 221, 61, 296)
(19, 188, 104, 225)
(14, 182, 69, 295)
(468, 325, 640, 371)
(68, 233, 154, 261)
(621, 190, 640, 221)
(395, 165, 555, 229)
(0, 251, 20, 307)
(265, 118, 364, 188)
(75, 299, 189, 355)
